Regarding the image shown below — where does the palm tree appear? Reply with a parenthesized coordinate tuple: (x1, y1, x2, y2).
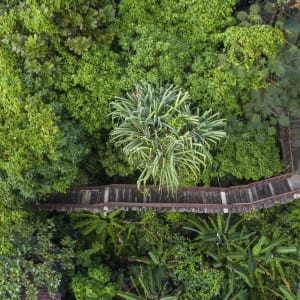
(110, 82, 226, 192)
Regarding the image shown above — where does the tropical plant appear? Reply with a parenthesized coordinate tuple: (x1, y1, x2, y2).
(0, 208, 74, 300)
(118, 263, 175, 300)
(128, 246, 173, 294)
(278, 284, 300, 300)
(171, 236, 224, 300)
(72, 265, 120, 300)
(118, 250, 177, 300)
(184, 214, 300, 299)
(117, 290, 177, 300)
(110, 82, 226, 192)
(0, 0, 122, 191)
(71, 210, 125, 256)
(242, 236, 300, 297)
(204, 129, 284, 184)
(116, 0, 236, 89)
(120, 222, 177, 299)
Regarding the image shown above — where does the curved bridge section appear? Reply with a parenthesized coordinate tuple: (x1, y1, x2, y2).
(37, 174, 300, 213)
(37, 120, 300, 213)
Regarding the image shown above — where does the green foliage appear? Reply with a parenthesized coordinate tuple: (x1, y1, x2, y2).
(287, 199, 300, 238)
(213, 129, 283, 181)
(126, 237, 177, 299)
(1, 0, 115, 46)
(0, 0, 120, 190)
(1, 1, 300, 298)
(172, 239, 224, 299)
(98, 143, 135, 178)
(73, 210, 124, 237)
(0, 191, 25, 257)
(279, 284, 300, 300)
(247, 45, 300, 124)
(184, 213, 300, 298)
(110, 83, 226, 191)
(56, 46, 122, 134)
(118, 291, 177, 300)
(223, 25, 283, 70)
(198, 25, 283, 117)
(72, 265, 119, 300)
(63, 205, 300, 300)
(117, 0, 237, 87)
(72, 210, 125, 254)
(0, 0, 294, 185)
(124, 211, 173, 257)
(0, 49, 87, 200)
(70, 210, 130, 269)
(0, 208, 74, 300)
(70, 210, 180, 299)
(125, 263, 175, 300)
(236, 1, 300, 128)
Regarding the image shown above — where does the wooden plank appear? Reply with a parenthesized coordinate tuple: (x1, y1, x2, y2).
(213, 191, 222, 204)
(227, 190, 238, 204)
(282, 179, 291, 193)
(45, 188, 297, 211)
(238, 190, 250, 203)
(234, 189, 242, 203)
(271, 181, 282, 195)
(255, 184, 270, 199)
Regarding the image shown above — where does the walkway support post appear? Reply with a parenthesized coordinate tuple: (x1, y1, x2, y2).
(104, 187, 109, 215)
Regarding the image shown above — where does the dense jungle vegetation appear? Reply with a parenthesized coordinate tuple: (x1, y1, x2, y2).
(1, 0, 300, 299)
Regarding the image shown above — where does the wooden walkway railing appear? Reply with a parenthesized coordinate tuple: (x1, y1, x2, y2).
(36, 120, 300, 214)
(36, 173, 300, 214)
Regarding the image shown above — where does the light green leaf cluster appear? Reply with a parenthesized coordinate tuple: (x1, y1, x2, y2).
(72, 266, 119, 300)
(1, 0, 119, 136)
(172, 242, 224, 299)
(217, 130, 283, 180)
(56, 46, 122, 134)
(110, 83, 226, 191)
(117, 0, 236, 87)
(200, 129, 284, 185)
(0, 47, 88, 199)
(223, 25, 284, 69)
(193, 24, 284, 117)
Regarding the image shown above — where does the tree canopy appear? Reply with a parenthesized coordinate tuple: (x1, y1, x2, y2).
(1, 0, 298, 193)
(1, 0, 300, 299)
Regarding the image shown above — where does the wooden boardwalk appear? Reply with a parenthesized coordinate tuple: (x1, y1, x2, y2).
(37, 120, 300, 213)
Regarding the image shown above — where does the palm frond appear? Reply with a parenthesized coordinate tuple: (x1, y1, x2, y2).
(110, 82, 226, 192)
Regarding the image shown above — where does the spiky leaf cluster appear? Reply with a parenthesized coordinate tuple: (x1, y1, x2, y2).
(110, 83, 226, 191)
